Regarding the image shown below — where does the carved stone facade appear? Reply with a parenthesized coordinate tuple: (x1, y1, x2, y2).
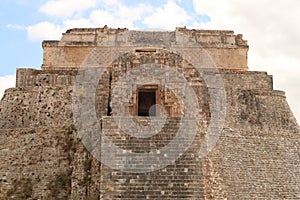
(0, 26, 299, 199)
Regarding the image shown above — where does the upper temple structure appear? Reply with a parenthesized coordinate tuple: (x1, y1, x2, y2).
(0, 26, 300, 199)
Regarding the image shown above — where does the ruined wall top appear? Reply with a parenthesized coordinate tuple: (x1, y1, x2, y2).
(41, 26, 249, 70)
(43, 26, 248, 48)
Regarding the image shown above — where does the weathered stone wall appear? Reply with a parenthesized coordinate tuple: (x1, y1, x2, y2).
(203, 88, 300, 199)
(16, 68, 77, 87)
(0, 126, 77, 199)
(221, 71, 273, 90)
(15, 68, 273, 91)
(42, 44, 95, 70)
(0, 87, 73, 129)
(15, 68, 110, 119)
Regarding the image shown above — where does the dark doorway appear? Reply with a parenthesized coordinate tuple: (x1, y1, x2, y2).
(138, 90, 156, 116)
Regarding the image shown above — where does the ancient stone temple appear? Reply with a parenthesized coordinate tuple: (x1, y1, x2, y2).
(0, 26, 300, 199)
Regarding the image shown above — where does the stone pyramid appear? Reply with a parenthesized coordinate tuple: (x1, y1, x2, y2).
(0, 26, 299, 199)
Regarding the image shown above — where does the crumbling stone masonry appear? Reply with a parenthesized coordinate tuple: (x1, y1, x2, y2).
(0, 26, 300, 199)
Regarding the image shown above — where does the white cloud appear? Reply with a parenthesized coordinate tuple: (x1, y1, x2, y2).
(39, 0, 97, 18)
(6, 24, 26, 30)
(27, 22, 63, 41)
(27, 1, 154, 41)
(89, 10, 119, 27)
(193, 0, 300, 123)
(89, 2, 153, 29)
(192, 0, 300, 66)
(63, 18, 95, 30)
(0, 75, 15, 100)
(143, 1, 191, 30)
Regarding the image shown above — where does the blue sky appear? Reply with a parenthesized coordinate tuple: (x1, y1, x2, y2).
(1, 1, 41, 75)
(0, 0, 299, 122)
